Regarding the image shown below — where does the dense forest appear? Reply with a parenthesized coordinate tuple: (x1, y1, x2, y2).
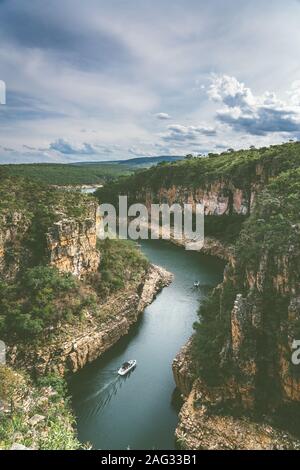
(0, 163, 134, 186)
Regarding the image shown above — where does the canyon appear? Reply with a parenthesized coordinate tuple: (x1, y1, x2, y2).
(1, 142, 300, 450)
(98, 143, 300, 449)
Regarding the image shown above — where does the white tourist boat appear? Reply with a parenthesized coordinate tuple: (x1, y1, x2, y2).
(118, 360, 137, 376)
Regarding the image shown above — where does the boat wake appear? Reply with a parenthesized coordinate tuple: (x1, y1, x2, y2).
(75, 369, 133, 422)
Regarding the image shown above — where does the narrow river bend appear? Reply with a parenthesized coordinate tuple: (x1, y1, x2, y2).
(69, 240, 224, 450)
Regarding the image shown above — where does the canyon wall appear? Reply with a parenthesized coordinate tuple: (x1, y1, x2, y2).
(0, 211, 31, 280)
(141, 182, 254, 216)
(0, 200, 101, 280)
(46, 202, 101, 277)
(173, 338, 300, 450)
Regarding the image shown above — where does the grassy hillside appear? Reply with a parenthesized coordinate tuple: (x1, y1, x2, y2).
(96, 142, 300, 200)
(1, 163, 134, 186)
(0, 156, 185, 186)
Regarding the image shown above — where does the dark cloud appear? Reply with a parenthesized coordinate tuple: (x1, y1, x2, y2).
(49, 138, 96, 155)
(209, 75, 300, 136)
(217, 106, 300, 136)
(0, 91, 65, 123)
(0, 1, 134, 72)
(163, 124, 216, 142)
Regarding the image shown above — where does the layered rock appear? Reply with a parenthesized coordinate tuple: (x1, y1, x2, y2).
(175, 379, 300, 450)
(0, 198, 101, 280)
(142, 183, 253, 216)
(0, 211, 31, 280)
(46, 202, 100, 277)
(172, 339, 197, 397)
(173, 340, 300, 450)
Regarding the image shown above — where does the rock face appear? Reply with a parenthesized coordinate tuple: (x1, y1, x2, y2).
(173, 340, 300, 450)
(8, 265, 172, 376)
(175, 380, 300, 450)
(0, 200, 101, 280)
(142, 183, 254, 216)
(46, 203, 100, 277)
(172, 339, 197, 397)
(0, 211, 31, 280)
(220, 249, 300, 411)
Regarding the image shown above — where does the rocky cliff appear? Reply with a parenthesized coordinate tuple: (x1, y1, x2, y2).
(0, 179, 174, 378)
(175, 379, 300, 450)
(0, 180, 101, 280)
(0, 211, 31, 280)
(98, 142, 300, 217)
(171, 167, 300, 448)
(173, 340, 300, 450)
(141, 182, 253, 216)
(46, 202, 100, 278)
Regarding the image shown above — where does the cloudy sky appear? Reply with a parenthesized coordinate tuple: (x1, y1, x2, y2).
(0, 0, 300, 163)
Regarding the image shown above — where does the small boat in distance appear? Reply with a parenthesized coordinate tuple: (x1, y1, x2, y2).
(193, 281, 200, 288)
(118, 360, 137, 376)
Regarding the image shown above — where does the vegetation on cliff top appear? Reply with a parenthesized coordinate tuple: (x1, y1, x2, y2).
(0, 241, 149, 342)
(0, 266, 97, 340)
(0, 176, 94, 220)
(96, 142, 300, 202)
(92, 239, 150, 298)
(0, 162, 134, 185)
(0, 366, 81, 450)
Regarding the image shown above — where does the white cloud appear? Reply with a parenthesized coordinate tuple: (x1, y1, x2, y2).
(155, 112, 171, 120)
(208, 75, 300, 136)
(289, 80, 300, 106)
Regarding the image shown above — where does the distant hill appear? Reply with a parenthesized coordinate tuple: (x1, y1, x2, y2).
(0, 155, 185, 186)
(72, 155, 184, 168)
(117, 155, 184, 167)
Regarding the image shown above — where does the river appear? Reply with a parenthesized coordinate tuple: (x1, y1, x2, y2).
(69, 239, 224, 450)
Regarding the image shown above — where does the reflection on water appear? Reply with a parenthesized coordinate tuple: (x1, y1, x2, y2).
(69, 240, 224, 450)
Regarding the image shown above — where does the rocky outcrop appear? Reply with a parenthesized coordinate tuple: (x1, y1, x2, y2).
(0, 200, 101, 280)
(172, 339, 197, 397)
(175, 379, 300, 450)
(223, 249, 300, 410)
(46, 202, 100, 277)
(142, 183, 253, 216)
(0, 211, 31, 280)
(8, 265, 172, 376)
(173, 339, 300, 450)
